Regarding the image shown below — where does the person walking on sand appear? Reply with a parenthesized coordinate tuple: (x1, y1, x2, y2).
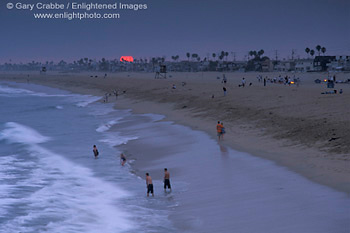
(164, 168, 171, 191)
(216, 121, 223, 140)
(120, 153, 126, 166)
(220, 122, 226, 140)
(93, 145, 99, 159)
(241, 78, 246, 87)
(223, 87, 227, 96)
(146, 173, 154, 197)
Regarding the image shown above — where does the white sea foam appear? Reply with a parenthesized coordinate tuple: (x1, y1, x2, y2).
(0, 84, 101, 108)
(0, 84, 69, 98)
(142, 113, 166, 122)
(0, 123, 136, 232)
(99, 133, 138, 147)
(0, 122, 50, 144)
(0, 85, 34, 95)
(96, 118, 123, 132)
(75, 95, 101, 107)
(55, 105, 63, 109)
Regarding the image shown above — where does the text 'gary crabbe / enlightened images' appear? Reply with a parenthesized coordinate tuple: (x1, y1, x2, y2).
(6, 2, 148, 20)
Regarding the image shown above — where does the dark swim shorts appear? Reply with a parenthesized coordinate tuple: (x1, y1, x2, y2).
(164, 179, 171, 189)
(147, 184, 154, 194)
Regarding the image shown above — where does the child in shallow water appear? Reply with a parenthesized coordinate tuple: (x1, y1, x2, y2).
(120, 153, 126, 166)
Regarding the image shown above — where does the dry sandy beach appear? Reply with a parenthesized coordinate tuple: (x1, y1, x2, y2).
(1, 71, 349, 194)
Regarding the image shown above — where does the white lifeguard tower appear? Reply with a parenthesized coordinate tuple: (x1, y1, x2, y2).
(155, 65, 167, 79)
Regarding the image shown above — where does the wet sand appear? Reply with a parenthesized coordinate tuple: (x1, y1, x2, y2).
(110, 108, 349, 233)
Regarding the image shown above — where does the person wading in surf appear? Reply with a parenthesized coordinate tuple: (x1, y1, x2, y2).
(146, 173, 154, 197)
(164, 168, 171, 191)
(93, 145, 99, 159)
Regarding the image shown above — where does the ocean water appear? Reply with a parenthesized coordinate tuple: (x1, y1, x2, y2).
(0, 82, 176, 233)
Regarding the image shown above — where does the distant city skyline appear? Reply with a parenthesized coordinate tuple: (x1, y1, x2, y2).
(1, 0, 349, 63)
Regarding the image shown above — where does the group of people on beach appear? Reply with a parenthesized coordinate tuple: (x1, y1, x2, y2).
(257, 74, 301, 86)
(220, 74, 301, 93)
(102, 89, 123, 103)
(146, 168, 171, 197)
(93, 145, 171, 196)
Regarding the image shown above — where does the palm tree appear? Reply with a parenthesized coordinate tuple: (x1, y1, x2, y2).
(191, 53, 198, 61)
(321, 47, 326, 55)
(212, 53, 216, 61)
(220, 51, 225, 60)
(186, 53, 190, 61)
(258, 49, 264, 58)
(316, 45, 321, 56)
(248, 51, 254, 60)
(225, 52, 229, 61)
(310, 49, 315, 58)
(252, 51, 257, 59)
(305, 47, 310, 58)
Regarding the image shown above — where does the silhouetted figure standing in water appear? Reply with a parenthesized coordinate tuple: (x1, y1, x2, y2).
(93, 145, 99, 159)
(164, 168, 171, 191)
(146, 173, 154, 197)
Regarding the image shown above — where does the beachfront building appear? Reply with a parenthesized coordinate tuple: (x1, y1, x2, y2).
(261, 58, 274, 72)
(232, 61, 247, 72)
(295, 59, 314, 72)
(313, 56, 336, 71)
(274, 60, 296, 72)
(198, 61, 210, 71)
(327, 55, 350, 71)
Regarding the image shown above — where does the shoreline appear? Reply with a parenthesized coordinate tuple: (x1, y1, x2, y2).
(1, 71, 349, 194)
(113, 97, 350, 195)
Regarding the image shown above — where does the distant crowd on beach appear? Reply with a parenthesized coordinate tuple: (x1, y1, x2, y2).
(218, 73, 304, 97)
(92, 145, 171, 197)
(256, 74, 301, 86)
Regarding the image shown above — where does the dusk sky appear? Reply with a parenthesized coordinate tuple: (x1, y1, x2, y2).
(1, 0, 349, 63)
